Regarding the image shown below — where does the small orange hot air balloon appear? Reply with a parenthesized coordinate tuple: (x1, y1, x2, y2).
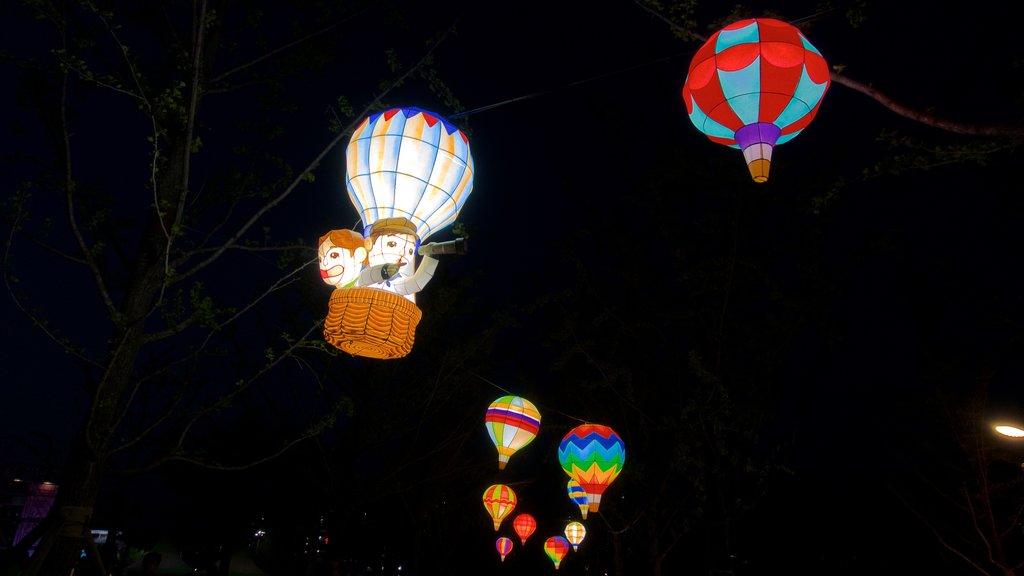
(513, 513, 536, 545)
(482, 484, 517, 531)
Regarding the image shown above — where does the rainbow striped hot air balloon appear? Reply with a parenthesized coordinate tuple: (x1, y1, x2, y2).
(544, 536, 571, 570)
(346, 107, 475, 241)
(564, 521, 586, 552)
(495, 536, 513, 562)
(558, 424, 625, 513)
(513, 513, 537, 545)
(682, 18, 830, 183)
(485, 395, 541, 470)
(482, 484, 517, 531)
(566, 479, 589, 519)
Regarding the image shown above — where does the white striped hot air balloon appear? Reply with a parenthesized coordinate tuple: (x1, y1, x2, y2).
(564, 521, 586, 552)
(484, 395, 541, 470)
(345, 107, 474, 242)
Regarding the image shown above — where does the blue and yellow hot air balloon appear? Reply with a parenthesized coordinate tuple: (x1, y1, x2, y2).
(485, 396, 541, 470)
(682, 18, 830, 183)
(558, 424, 625, 514)
(566, 479, 589, 519)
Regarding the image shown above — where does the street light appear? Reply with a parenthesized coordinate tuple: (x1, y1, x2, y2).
(993, 424, 1024, 438)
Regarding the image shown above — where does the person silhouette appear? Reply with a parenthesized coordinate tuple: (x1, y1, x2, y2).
(141, 551, 161, 575)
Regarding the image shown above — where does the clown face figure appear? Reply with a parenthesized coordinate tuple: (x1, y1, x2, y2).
(318, 229, 367, 289)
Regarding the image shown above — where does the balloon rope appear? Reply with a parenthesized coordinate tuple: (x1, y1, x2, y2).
(468, 371, 588, 424)
(448, 51, 692, 120)
(447, 1, 846, 122)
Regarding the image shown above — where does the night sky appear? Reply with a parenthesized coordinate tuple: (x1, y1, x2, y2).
(3, 0, 1024, 574)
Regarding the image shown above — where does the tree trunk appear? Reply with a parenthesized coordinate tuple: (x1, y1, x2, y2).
(25, 139, 189, 575)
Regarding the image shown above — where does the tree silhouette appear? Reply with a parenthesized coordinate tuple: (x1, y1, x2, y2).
(1, 1, 467, 574)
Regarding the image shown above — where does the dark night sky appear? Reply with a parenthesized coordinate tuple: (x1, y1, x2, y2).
(3, 0, 1024, 572)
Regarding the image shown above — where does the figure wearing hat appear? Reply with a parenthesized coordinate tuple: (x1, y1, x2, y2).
(358, 216, 441, 303)
(317, 216, 465, 360)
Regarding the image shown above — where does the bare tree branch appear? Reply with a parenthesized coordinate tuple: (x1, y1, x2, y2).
(208, 9, 367, 85)
(172, 13, 464, 284)
(633, 0, 1024, 140)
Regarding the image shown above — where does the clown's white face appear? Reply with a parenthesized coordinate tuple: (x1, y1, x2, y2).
(318, 237, 359, 288)
(368, 232, 417, 269)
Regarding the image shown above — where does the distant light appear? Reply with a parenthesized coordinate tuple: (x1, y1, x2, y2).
(995, 425, 1024, 438)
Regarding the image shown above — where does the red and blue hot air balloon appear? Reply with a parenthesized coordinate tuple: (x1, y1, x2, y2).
(682, 18, 830, 183)
(558, 424, 625, 514)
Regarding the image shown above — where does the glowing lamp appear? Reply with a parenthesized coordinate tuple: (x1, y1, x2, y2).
(995, 424, 1024, 438)
(682, 18, 830, 182)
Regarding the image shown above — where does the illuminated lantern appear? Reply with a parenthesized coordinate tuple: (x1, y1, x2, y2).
(323, 107, 474, 359)
(346, 106, 474, 242)
(482, 484, 517, 531)
(495, 537, 513, 562)
(558, 424, 625, 514)
(681, 18, 830, 183)
(512, 513, 537, 545)
(543, 536, 571, 570)
(566, 479, 589, 519)
(485, 395, 541, 470)
(564, 521, 586, 552)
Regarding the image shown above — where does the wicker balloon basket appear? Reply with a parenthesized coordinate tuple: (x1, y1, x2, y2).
(323, 286, 423, 359)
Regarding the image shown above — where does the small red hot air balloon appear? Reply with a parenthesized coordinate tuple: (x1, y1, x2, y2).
(513, 513, 536, 545)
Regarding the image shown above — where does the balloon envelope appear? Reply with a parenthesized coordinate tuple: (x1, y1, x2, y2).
(564, 521, 586, 552)
(495, 536, 513, 562)
(485, 395, 541, 469)
(513, 513, 537, 545)
(482, 484, 517, 531)
(558, 424, 625, 513)
(544, 536, 571, 569)
(566, 479, 589, 519)
(346, 107, 474, 240)
(681, 18, 830, 182)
